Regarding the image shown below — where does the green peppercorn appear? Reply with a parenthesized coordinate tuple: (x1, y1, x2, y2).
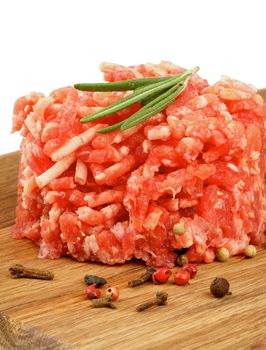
(176, 255, 189, 266)
(173, 222, 185, 235)
(216, 248, 230, 262)
(244, 245, 257, 258)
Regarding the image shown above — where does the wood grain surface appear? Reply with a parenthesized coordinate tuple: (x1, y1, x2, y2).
(0, 152, 19, 229)
(0, 312, 72, 350)
(0, 153, 266, 349)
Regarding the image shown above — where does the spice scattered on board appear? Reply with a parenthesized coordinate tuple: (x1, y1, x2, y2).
(152, 268, 172, 284)
(174, 270, 190, 285)
(84, 274, 107, 287)
(128, 267, 156, 287)
(176, 255, 189, 267)
(210, 277, 231, 298)
(105, 287, 120, 301)
(216, 248, 230, 262)
(136, 291, 168, 312)
(86, 284, 102, 299)
(9, 264, 54, 280)
(181, 264, 197, 279)
(91, 296, 116, 309)
(244, 245, 257, 258)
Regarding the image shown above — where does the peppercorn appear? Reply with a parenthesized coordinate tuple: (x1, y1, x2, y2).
(152, 268, 172, 284)
(105, 287, 120, 301)
(84, 274, 107, 287)
(244, 245, 257, 258)
(173, 222, 185, 235)
(176, 255, 189, 267)
(216, 248, 230, 262)
(181, 264, 197, 279)
(174, 270, 190, 285)
(86, 284, 101, 300)
(210, 277, 231, 298)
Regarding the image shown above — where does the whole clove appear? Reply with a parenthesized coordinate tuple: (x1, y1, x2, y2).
(210, 277, 231, 298)
(136, 290, 168, 312)
(9, 264, 54, 280)
(84, 274, 107, 287)
(91, 296, 116, 309)
(128, 267, 156, 287)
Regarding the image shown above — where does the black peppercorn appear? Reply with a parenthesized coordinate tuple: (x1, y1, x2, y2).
(84, 274, 107, 287)
(210, 277, 231, 298)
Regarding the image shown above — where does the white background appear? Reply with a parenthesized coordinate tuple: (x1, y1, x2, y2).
(0, 0, 265, 155)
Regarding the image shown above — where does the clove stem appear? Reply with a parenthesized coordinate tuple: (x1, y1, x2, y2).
(128, 267, 156, 287)
(91, 296, 116, 309)
(136, 291, 168, 312)
(9, 264, 54, 280)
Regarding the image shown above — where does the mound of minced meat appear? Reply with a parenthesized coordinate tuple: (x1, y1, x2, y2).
(12, 62, 266, 267)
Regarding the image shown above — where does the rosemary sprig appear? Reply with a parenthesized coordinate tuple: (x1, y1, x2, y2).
(98, 84, 180, 133)
(75, 66, 199, 132)
(80, 74, 184, 123)
(121, 83, 186, 130)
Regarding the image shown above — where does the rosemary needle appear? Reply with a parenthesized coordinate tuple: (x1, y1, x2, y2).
(76, 66, 199, 132)
(74, 76, 172, 92)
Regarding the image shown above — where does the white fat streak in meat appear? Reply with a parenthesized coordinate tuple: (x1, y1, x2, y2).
(147, 125, 170, 141)
(44, 191, 65, 204)
(213, 199, 224, 209)
(101, 203, 122, 219)
(24, 97, 53, 140)
(119, 146, 130, 156)
(75, 159, 88, 185)
(143, 207, 163, 230)
(227, 163, 239, 172)
(51, 125, 103, 162)
(142, 140, 152, 153)
(179, 199, 198, 209)
(25, 113, 40, 140)
(23, 176, 37, 196)
(95, 173, 105, 181)
(135, 234, 145, 240)
(195, 95, 209, 109)
(76, 206, 99, 223)
(49, 204, 62, 223)
(22, 166, 33, 178)
(111, 246, 119, 255)
(35, 154, 75, 188)
(41, 121, 58, 142)
(220, 111, 232, 121)
(113, 125, 142, 144)
(83, 235, 99, 254)
(110, 222, 126, 240)
(250, 151, 260, 161)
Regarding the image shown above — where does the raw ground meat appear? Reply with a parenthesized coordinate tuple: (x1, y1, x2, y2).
(12, 61, 266, 267)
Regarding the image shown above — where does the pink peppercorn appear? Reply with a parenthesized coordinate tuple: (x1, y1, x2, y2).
(181, 264, 197, 279)
(152, 268, 172, 284)
(174, 270, 190, 285)
(105, 287, 120, 301)
(86, 284, 101, 299)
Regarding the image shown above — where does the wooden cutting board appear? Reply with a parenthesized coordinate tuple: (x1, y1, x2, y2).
(1, 152, 266, 350)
